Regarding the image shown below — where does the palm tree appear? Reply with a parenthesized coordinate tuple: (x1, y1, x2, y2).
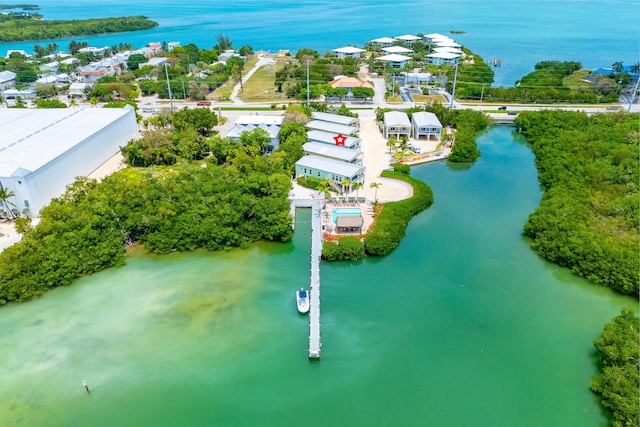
(369, 181, 382, 203)
(631, 63, 640, 75)
(340, 178, 352, 196)
(316, 178, 334, 199)
(387, 135, 398, 155)
(0, 186, 17, 220)
(398, 137, 409, 157)
(89, 97, 99, 108)
(352, 181, 364, 201)
(612, 61, 624, 74)
(69, 98, 78, 108)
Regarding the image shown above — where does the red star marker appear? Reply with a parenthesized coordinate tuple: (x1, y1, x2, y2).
(333, 133, 346, 146)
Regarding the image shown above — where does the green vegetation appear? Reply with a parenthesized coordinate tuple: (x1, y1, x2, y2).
(322, 237, 365, 261)
(0, 15, 158, 42)
(448, 109, 488, 162)
(0, 107, 295, 304)
(459, 61, 624, 103)
(515, 110, 639, 295)
(590, 309, 639, 427)
(364, 169, 434, 256)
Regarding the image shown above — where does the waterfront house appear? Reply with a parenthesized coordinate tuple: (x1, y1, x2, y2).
(383, 111, 411, 139)
(382, 46, 414, 55)
(302, 142, 363, 165)
(306, 120, 359, 136)
(307, 130, 361, 149)
(311, 111, 359, 127)
(375, 54, 412, 69)
(369, 37, 397, 47)
(427, 52, 460, 65)
(394, 34, 421, 44)
(411, 112, 442, 141)
(332, 46, 366, 59)
(5, 50, 30, 58)
(295, 155, 365, 185)
(39, 61, 60, 73)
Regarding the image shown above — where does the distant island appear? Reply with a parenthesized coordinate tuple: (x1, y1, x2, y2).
(450, 30, 465, 34)
(0, 9, 158, 42)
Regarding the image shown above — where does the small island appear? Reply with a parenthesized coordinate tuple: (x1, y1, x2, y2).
(0, 5, 157, 42)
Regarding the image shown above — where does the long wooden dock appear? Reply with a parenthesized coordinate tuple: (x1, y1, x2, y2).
(290, 197, 323, 359)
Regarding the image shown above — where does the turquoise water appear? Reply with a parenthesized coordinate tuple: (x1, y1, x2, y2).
(1, 0, 639, 86)
(331, 207, 362, 223)
(0, 126, 635, 426)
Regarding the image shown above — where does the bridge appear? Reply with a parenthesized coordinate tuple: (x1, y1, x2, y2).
(290, 197, 324, 359)
(486, 113, 517, 124)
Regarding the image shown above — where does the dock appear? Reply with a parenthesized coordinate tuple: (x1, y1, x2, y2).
(290, 196, 324, 359)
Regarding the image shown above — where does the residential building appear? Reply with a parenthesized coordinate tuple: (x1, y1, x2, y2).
(167, 41, 181, 52)
(68, 82, 92, 98)
(306, 120, 359, 136)
(295, 155, 365, 185)
(327, 77, 374, 99)
(383, 111, 411, 138)
(369, 37, 397, 47)
(224, 115, 284, 152)
(307, 130, 361, 149)
(5, 49, 30, 58)
(39, 61, 60, 73)
(0, 71, 16, 90)
(427, 52, 460, 65)
(411, 112, 442, 140)
(394, 34, 421, 44)
(332, 46, 366, 59)
(382, 46, 414, 55)
(311, 111, 358, 127)
(302, 142, 363, 165)
(375, 54, 412, 69)
(147, 57, 168, 67)
(400, 71, 433, 85)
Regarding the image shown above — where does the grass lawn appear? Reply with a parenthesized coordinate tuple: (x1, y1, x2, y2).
(412, 94, 447, 103)
(563, 69, 597, 91)
(211, 55, 261, 102)
(240, 57, 292, 102)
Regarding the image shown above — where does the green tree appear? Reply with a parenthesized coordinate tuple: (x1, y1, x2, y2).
(171, 107, 218, 136)
(611, 61, 624, 74)
(214, 34, 233, 52)
(126, 53, 149, 70)
(369, 181, 381, 203)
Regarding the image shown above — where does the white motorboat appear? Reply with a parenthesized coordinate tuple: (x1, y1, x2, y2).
(296, 288, 309, 314)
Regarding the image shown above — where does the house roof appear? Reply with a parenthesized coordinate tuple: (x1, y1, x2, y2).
(303, 142, 362, 162)
(336, 215, 364, 228)
(235, 115, 284, 126)
(226, 123, 281, 139)
(296, 155, 365, 179)
(147, 57, 168, 66)
(0, 70, 16, 82)
(382, 46, 414, 54)
(311, 111, 358, 126)
(306, 120, 358, 136)
(328, 77, 374, 89)
(384, 111, 411, 127)
(394, 34, 421, 41)
(332, 46, 366, 54)
(370, 37, 397, 44)
(435, 40, 462, 48)
(412, 112, 442, 128)
(375, 54, 412, 63)
(424, 33, 448, 40)
(427, 52, 461, 60)
(433, 47, 463, 55)
(0, 108, 133, 177)
(307, 130, 360, 149)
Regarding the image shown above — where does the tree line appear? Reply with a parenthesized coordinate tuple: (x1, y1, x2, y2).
(515, 110, 639, 295)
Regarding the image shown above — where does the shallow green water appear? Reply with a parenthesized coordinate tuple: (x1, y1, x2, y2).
(0, 126, 635, 426)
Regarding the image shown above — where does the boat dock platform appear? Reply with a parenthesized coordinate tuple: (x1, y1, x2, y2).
(290, 197, 324, 359)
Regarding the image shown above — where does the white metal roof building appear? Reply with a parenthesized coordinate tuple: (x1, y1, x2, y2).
(0, 107, 138, 216)
(224, 115, 284, 151)
(427, 52, 461, 65)
(383, 111, 411, 139)
(295, 155, 365, 185)
(411, 112, 443, 140)
(307, 130, 361, 149)
(375, 54, 412, 68)
(394, 34, 421, 42)
(302, 142, 363, 165)
(306, 120, 359, 136)
(331, 46, 366, 59)
(311, 111, 358, 127)
(369, 37, 397, 47)
(382, 46, 415, 55)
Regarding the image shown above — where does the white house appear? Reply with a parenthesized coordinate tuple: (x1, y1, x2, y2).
(0, 71, 16, 90)
(411, 112, 442, 141)
(306, 120, 359, 136)
(375, 54, 412, 69)
(167, 41, 181, 52)
(147, 57, 168, 67)
(401, 71, 433, 85)
(5, 49, 31, 58)
(307, 130, 361, 149)
(302, 142, 363, 165)
(218, 49, 239, 63)
(332, 46, 366, 59)
(295, 155, 365, 185)
(383, 111, 411, 139)
(381, 46, 414, 55)
(427, 52, 460, 65)
(224, 115, 284, 152)
(433, 47, 463, 55)
(0, 107, 138, 216)
(369, 37, 397, 47)
(311, 111, 359, 127)
(39, 61, 60, 73)
(394, 34, 421, 43)
(78, 46, 108, 55)
(434, 40, 462, 49)
(68, 82, 91, 98)
(424, 33, 450, 43)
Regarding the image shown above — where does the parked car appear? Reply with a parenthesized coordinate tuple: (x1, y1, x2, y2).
(196, 101, 211, 106)
(507, 111, 518, 115)
(498, 106, 507, 110)
(142, 108, 156, 113)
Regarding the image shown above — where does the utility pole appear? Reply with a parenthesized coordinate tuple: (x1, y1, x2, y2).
(164, 62, 174, 112)
(181, 78, 186, 101)
(479, 83, 486, 111)
(449, 60, 459, 111)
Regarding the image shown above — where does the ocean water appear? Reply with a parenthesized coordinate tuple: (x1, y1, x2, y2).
(1, 0, 639, 86)
(0, 127, 635, 426)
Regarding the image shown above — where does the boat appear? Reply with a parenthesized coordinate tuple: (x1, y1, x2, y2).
(296, 288, 310, 314)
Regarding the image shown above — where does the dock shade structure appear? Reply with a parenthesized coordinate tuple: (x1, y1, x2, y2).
(311, 111, 359, 127)
(295, 155, 366, 185)
(411, 112, 443, 141)
(302, 142, 364, 165)
(383, 111, 411, 139)
(307, 130, 361, 149)
(335, 215, 364, 233)
(306, 120, 359, 136)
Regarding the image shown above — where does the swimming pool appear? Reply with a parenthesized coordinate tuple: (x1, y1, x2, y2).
(332, 208, 362, 224)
